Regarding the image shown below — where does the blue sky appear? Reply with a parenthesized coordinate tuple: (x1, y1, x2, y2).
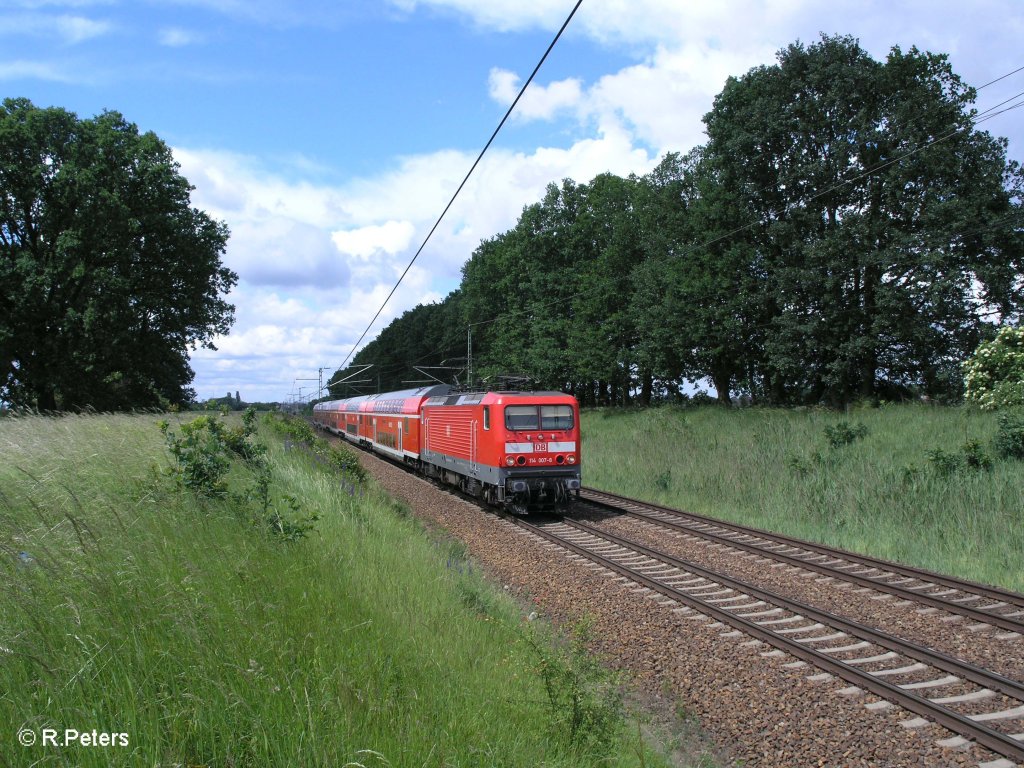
(3, 0, 1023, 403)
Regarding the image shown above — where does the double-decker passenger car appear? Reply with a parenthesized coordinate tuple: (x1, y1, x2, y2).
(313, 385, 581, 512)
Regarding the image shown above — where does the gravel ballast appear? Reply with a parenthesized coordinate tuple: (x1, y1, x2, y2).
(353, 447, 1016, 767)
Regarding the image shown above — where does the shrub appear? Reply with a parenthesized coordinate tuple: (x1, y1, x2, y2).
(926, 440, 992, 476)
(899, 463, 921, 485)
(786, 454, 811, 477)
(994, 410, 1024, 459)
(527, 619, 623, 755)
(823, 420, 868, 448)
(964, 326, 1024, 410)
(263, 412, 367, 483)
(653, 470, 671, 490)
(962, 439, 993, 471)
(926, 447, 961, 477)
(161, 413, 316, 540)
(160, 415, 234, 496)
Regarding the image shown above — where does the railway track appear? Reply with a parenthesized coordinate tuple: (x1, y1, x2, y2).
(341, 435, 1024, 764)
(506, 511, 1024, 765)
(581, 487, 1024, 637)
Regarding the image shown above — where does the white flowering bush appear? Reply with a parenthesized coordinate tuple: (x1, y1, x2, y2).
(963, 326, 1024, 409)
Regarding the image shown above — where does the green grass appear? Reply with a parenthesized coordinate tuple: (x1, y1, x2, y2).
(581, 403, 1024, 592)
(0, 412, 679, 767)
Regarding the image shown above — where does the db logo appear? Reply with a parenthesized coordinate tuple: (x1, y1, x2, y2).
(533, 442, 548, 453)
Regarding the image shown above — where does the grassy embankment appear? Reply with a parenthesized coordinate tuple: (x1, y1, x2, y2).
(0, 411, 681, 767)
(582, 404, 1024, 592)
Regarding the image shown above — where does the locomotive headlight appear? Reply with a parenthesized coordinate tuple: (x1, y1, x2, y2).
(505, 456, 515, 466)
(567, 454, 576, 464)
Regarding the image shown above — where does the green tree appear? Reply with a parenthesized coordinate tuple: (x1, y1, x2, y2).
(701, 35, 1024, 404)
(566, 173, 647, 406)
(632, 150, 767, 404)
(461, 183, 585, 394)
(331, 293, 467, 395)
(0, 98, 236, 410)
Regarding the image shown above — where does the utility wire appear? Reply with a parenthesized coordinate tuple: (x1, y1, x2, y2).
(977, 64, 1024, 90)
(330, 0, 584, 380)
(480, 65, 1024, 321)
(326, 60, 1024, 393)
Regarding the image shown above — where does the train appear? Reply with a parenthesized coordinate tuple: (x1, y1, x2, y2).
(312, 384, 581, 512)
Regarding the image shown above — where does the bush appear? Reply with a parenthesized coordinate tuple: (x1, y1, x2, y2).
(786, 454, 811, 477)
(823, 420, 868, 448)
(962, 439, 993, 471)
(926, 440, 993, 476)
(161, 412, 317, 540)
(160, 415, 235, 496)
(964, 326, 1024, 410)
(926, 447, 962, 477)
(994, 410, 1024, 459)
(689, 391, 717, 406)
(263, 412, 367, 483)
(527, 619, 623, 756)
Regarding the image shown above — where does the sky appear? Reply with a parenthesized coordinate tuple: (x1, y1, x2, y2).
(3, 0, 1023, 404)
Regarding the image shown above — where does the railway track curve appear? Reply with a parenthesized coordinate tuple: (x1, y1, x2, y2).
(581, 487, 1024, 637)
(506, 511, 1024, 765)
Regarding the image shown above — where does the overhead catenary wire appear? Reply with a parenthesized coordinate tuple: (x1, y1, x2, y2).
(325, 60, 1024, 395)
(326, 0, 584, 388)
(976, 64, 1024, 91)
(456, 67, 1024, 330)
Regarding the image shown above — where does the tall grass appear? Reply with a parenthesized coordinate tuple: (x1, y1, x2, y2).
(581, 404, 1024, 592)
(0, 412, 675, 767)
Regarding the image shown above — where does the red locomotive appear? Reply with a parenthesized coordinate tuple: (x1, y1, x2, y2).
(312, 385, 581, 511)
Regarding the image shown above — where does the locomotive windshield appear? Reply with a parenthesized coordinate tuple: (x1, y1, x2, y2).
(504, 404, 574, 431)
(505, 405, 539, 430)
(541, 405, 573, 430)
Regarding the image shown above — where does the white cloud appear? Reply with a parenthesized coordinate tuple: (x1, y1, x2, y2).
(183, 126, 653, 401)
(390, 0, 773, 46)
(174, 148, 351, 227)
(0, 59, 78, 82)
(583, 42, 773, 151)
(488, 67, 583, 121)
(487, 68, 519, 105)
(229, 219, 350, 289)
(387, 0, 568, 32)
(332, 221, 416, 259)
(54, 13, 110, 42)
(0, 12, 113, 43)
(185, 0, 1024, 401)
(159, 26, 202, 47)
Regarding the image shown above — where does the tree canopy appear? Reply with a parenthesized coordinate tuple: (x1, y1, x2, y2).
(693, 36, 1023, 403)
(0, 98, 236, 410)
(331, 35, 1023, 407)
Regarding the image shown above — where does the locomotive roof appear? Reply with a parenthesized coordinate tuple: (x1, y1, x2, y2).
(423, 390, 574, 406)
(315, 387, 576, 411)
(313, 384, 449, 411)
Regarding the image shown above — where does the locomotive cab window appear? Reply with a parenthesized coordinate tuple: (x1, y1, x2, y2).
(541, 405, 574, 430)
(483, 406, 490, 430)
(504, 405, 539, 431)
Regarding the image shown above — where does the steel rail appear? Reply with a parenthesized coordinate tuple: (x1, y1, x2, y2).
(560, 516, 1024, 701)
(582, 486, 1024, 622)
(508, 513, 1024, 763)
(577, 493, 1024, 635)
